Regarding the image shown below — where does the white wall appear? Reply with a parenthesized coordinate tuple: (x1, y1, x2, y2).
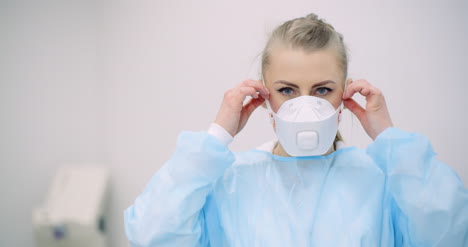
(1, 0, 467, 246)
(0, 1, 104, 246)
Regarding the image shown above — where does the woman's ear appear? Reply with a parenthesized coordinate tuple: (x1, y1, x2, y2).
(342, 78, 353, 110)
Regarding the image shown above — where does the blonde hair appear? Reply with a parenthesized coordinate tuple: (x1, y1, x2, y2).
(260, 13, 348, 145)
(261, 13, 348, 83)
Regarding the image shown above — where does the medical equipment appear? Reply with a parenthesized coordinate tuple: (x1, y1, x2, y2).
(264, 95, 341, 156)
(33, 165, 110, 247)
(124, 128, 468, 246)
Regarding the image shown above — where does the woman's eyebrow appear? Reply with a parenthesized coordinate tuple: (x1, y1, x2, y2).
(274, 80, 336, 88)
(274, 80, 299, 88)
(312, 80, 336, 88)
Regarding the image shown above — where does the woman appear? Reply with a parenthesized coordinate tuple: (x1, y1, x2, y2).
(124, 13, 468, 246)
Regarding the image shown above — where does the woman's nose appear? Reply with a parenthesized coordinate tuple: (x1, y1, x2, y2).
(299, 90, 311, 96)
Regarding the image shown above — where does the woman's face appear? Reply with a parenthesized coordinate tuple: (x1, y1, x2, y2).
(264, 47, 345, 113)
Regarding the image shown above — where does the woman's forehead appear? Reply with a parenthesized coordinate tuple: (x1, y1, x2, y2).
(265, 48, 344, 86)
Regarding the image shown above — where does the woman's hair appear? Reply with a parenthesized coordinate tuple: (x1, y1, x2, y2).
(260, 13, 348, 84)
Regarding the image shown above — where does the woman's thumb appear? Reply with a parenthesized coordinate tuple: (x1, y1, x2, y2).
(343, 98, 366, 121)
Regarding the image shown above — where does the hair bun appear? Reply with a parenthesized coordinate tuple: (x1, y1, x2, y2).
(305, 13, 319, 21)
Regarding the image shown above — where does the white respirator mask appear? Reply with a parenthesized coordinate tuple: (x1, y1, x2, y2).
(263, 81, 342, 156)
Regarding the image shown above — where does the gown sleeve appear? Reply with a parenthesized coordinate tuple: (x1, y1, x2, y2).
(123, 131, 235, 247)
(367, 127, 468, 246)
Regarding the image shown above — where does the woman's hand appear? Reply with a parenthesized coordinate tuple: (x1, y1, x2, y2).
(215, 79, 270, 137)
(342, 79, 393, 140)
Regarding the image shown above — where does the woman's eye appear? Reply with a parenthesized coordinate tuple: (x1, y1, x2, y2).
(278, 87, 294, 96)
(316, 87, 333, 95)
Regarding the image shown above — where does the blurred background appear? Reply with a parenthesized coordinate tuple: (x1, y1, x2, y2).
(1, 0, 467, 246)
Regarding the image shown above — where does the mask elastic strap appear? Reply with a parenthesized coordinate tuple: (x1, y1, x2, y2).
(338, 102, 343, 122)
(264, 98, 274, 114)
(261, 80, 273, 112)
(339, 79, 349, 121)
(262, 80, 276, 123)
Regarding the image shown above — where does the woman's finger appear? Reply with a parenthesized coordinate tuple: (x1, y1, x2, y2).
(342, 79, 366, 99)
(237, 97, 266, 133)
(239, 86, 259, 99)
(343, 98, 366, 121)
(222, 86, 257, 111)
(241, 79, 270, 99)
(343, 79, 379, 99)
(242, 97, 266, 119)
(216, 79, 271, 137)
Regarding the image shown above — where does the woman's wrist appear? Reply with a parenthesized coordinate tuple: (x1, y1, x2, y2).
(207, 122, 234, 146)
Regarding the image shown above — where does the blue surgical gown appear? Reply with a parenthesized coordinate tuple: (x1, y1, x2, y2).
(124, 127, 468, 246)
